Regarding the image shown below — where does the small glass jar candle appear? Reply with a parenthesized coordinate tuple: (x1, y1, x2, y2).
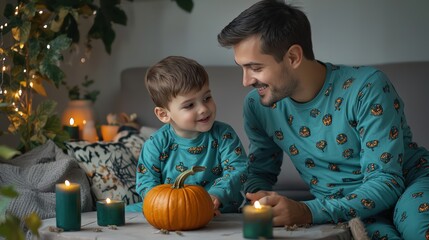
(242, 201, 273, 239)
(55, 180, 81, 231)
(97, 198, 125, 226)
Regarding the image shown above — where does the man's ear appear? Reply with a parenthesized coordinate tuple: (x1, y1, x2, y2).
(154, 107, 170, 123)
(285, 44, 303, 69)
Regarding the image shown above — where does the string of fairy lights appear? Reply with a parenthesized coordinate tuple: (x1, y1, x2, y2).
(0, 4, 96, 115)
(0, 5, 23, 114)
(1, 24, 6, 96)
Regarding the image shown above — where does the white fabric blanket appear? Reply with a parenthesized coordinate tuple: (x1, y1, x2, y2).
(0, 140, 93, 220)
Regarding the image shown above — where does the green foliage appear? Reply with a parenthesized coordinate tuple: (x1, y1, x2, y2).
(0, 146, 20, 160)
(0, 187, 41, 240)
(4, 99, 70, 153)
(64, 75, 100, 103)
(175, 0, 194, 13)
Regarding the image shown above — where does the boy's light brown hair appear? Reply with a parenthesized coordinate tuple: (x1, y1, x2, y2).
(145, 56, 209, 108)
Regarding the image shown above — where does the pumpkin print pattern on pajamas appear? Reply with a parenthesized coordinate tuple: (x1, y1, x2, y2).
(136, 121, 248, 213)
(243, 62, 429, 239)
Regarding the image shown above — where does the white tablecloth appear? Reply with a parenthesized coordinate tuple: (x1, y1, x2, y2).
(38, 211, 352, 240)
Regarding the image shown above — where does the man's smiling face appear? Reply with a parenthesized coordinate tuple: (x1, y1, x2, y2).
(233, 35, 298, 106)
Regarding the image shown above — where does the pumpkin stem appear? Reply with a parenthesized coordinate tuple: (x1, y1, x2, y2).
(172, 166, 206, 189)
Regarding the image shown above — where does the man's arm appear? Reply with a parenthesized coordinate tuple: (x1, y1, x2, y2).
(305, 71, 405, 224)
(243, 92, 284, 193)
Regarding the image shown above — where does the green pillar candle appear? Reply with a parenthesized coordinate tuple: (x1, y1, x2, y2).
(97, 198, 125, 226)
(63, 118, 79, 141)
(56, 181, 81, 231)
(243, 201, 273, 239)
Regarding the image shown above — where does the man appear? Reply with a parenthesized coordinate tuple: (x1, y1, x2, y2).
(217, 0, 429, 239)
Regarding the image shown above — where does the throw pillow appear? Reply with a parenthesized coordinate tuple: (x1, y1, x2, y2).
(113, 129, 145, 160)
(65, 131, 144, 205)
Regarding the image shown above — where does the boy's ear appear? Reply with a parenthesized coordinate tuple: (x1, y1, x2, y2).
(154, 107, 170, 123)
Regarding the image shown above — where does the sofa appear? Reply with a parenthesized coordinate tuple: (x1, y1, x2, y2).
(119, 61, 429, 201)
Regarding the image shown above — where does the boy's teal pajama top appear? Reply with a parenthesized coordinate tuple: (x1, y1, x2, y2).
(135, 121, 248, 213)
(243, 62, 429, 239)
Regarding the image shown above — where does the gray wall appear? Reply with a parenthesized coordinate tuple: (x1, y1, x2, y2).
(1, 0, 429, 147)
(58, 0, 429, 123)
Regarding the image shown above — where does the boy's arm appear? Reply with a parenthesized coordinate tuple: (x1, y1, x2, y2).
(136, 139, 162, 200)
(207, 124, 248, 211)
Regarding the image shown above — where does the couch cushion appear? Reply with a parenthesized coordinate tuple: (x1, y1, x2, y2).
(65, 130, 144, 205)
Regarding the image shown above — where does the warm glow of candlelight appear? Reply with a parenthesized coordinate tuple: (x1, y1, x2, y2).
(254, 201, 261, 209)
(65, 180, 70, 186)
(106, 198, 111, 204)
(69, 118, 75, 126)
(83, 120, 86, 125)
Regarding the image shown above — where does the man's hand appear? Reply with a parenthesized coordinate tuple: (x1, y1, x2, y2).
(210, 195, 221, 216)
(246, 191, 312, 226)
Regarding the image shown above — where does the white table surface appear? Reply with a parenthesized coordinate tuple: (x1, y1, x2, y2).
(38, 211, 352, 240)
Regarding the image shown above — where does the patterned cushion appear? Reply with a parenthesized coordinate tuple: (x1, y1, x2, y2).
(65, 130, 144, 205)
(113, 130, 145, 160)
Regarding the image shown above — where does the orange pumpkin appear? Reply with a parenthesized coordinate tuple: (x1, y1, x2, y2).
(143, 166, 214, 231)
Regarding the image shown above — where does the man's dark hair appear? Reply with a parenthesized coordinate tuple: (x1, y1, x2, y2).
(217, 0, 314, 62)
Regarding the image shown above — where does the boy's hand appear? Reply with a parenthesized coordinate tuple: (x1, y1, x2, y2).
(210, 195, 221, 216)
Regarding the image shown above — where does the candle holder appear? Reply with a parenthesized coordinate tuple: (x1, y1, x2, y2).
(100, 125, 119, 142)
(242, 201, 273, 239)
(82, 120, 98, 142)
(55, 180, 81, 231)
(96, 198, 125, 226)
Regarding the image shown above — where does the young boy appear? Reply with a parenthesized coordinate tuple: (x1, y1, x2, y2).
(129, 56, 248, 214)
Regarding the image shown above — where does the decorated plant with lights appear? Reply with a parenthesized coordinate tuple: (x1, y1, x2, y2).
(0, 0, 128, 153)
(0, 0, 194, 153)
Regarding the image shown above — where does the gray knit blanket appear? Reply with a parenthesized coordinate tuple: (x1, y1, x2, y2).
(0, 140, 93, 220)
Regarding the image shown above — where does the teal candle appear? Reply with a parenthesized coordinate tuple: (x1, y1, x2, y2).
(63, 118, 79, 141)
(55, 181, 81, 231)
(243, 201, 273, 239)
(97, 198, 125, 226)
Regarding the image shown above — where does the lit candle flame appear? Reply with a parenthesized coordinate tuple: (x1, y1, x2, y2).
(254, 201, 262, 209)
(65, 180, 70, 186)
(106, 198, 111, 204)
(69, 118, 75, 126)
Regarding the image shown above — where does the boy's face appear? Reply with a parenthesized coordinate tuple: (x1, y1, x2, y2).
(156, 83, 216, 139)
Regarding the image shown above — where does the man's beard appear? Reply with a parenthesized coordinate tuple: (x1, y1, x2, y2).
(260, 79, 297, 107)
